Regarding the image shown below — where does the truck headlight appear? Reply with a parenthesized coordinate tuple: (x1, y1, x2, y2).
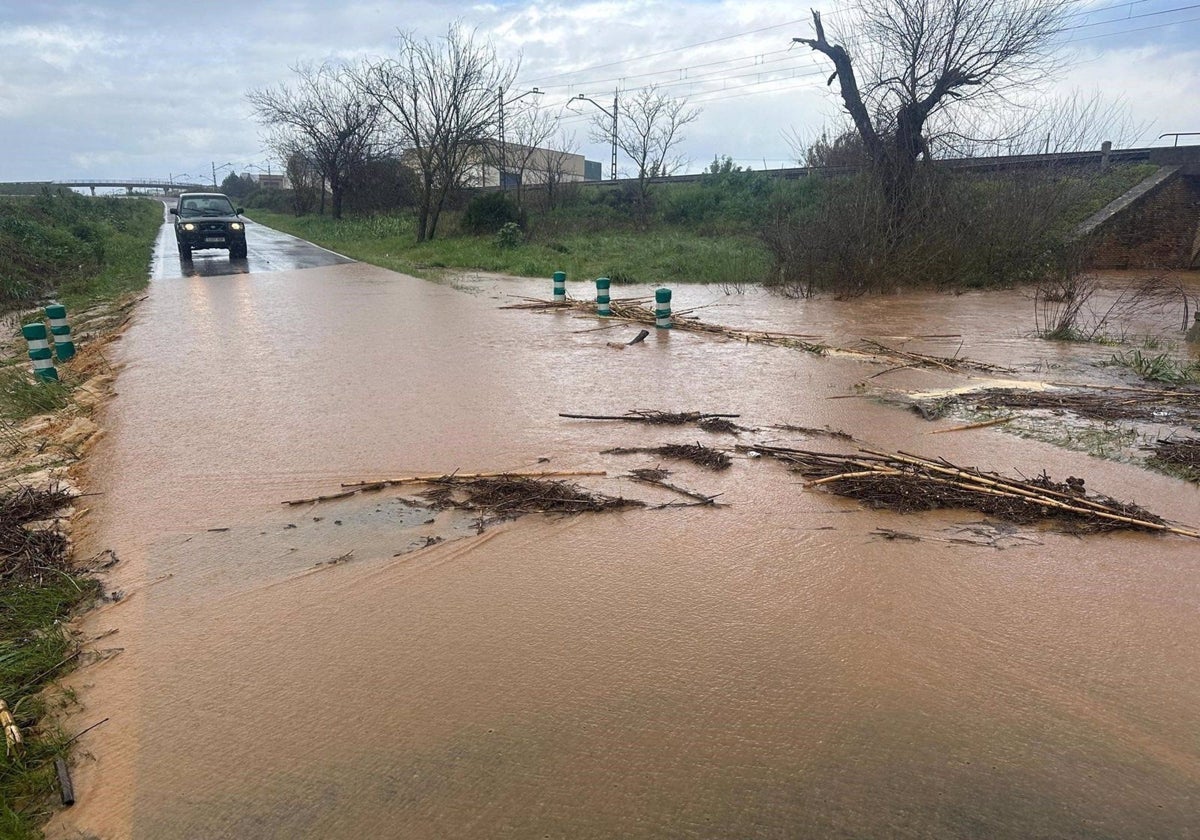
(230, 222, 243, 230)
(182, 223, 196, 231)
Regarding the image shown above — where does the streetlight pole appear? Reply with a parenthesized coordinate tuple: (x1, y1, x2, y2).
(497, 87, 543, 189)
(211, 161, 234, 188)
(571, 89, 619, 180)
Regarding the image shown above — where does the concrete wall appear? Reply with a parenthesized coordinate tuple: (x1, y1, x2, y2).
(1083, 171, 1200, 269)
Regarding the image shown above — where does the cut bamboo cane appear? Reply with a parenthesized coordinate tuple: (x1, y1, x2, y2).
(851, 448, 1200, 538)
(0, 700, 22, 757)
(865, 448, 1123, 518)
(806, 468, 903, 486)
(929, 416, 1015, 434)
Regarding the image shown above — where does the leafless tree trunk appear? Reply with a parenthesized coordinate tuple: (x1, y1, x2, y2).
(358, 25, 517, 242)
(541, 129, 581, 210)
(248, 62, 381, 220)
(502, 102, 559, 207)
(794, 0, 1070, 212)
(589, 85, 699, 222)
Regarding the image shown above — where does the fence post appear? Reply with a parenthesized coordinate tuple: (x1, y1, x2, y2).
(21, 323, 58, 381)
(596, 277, 611, 316)
(44, 303, 75, 361)
(553, 270, 566, 302)
(655, 288, 672, 329)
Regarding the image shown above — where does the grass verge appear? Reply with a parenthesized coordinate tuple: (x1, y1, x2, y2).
(248, 209, 773, 286)
(0, 192, 158, 837)
(1, 573, 98, 838)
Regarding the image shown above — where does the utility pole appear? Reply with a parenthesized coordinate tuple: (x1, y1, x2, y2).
(611, 88, 618, 181)
(497, 87, 542, 189)
(571, 89, 620, 180)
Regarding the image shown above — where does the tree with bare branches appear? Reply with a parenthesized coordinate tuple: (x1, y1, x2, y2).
(589, 85, 699, 218)
(794, 0, 1070, 209)
(541, 129, 582, 210)
(500, 102, 559, 207)
(247, 62, 382, 220)
(358, 25, 517, 242)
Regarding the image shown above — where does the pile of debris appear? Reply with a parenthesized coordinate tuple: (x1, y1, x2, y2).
(742, 444, 1197, 537)
(419, 474, 643, 518)
(601, 443, 732, 470)
(1146, 436, 1200, 479)
(0, 485, 73, 581)
(927, 386, 1200, 424)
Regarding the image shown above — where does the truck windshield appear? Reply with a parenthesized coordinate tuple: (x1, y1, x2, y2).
(179, 197, 236, 217)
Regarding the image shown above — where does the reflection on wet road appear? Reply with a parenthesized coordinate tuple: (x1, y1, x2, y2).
(151, 201, 353, 279)
(48, 219, 1200, 839)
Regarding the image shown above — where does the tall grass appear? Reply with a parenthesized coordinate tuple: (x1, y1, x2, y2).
(0, 191, 160, 310)
(250, 209, 772, 285)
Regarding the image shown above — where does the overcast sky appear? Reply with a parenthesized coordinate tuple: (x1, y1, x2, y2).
(1, 0, 1198, 183)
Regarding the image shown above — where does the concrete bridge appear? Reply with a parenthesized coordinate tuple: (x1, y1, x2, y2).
(21, 178, 207, 195)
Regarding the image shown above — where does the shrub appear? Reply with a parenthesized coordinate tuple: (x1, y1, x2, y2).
(494, 222, 523, 249)
(461, 191, 523, 235)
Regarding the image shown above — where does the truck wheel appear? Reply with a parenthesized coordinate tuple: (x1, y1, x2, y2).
(231, 242, 247, 259)
(178, 243, 192, 260)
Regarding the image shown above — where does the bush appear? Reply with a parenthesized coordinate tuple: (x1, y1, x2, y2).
(461, 191, 523, 235)
(494, 222, 523, 249)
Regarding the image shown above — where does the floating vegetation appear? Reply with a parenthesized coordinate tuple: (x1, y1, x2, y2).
(1145, 436, 1200, 482)
(560, 409, 740, 426)
(601, 443, 732, 471)
(418, 474, 643, 517)
(740, 444, 1197, 538)
(922, 386, 1200, 424)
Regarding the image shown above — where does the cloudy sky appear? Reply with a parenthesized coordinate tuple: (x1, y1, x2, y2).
(1, 0, 1198, 183)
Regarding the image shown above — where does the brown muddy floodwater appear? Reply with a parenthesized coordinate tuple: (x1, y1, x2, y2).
(50, 244, 1200, 839)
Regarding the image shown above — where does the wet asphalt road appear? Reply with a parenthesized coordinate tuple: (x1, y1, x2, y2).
(152, 199, 354, 278)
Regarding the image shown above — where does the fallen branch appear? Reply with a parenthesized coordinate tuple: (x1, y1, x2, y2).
(627, 468, 725, 506)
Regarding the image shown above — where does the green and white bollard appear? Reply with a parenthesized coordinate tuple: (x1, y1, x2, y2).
(44, 303, 75, 361)
(553, 271, 566, 302)
(654, 288, 672, 329)
(22, 323, 58, 381)
(596, 277, 611, 316)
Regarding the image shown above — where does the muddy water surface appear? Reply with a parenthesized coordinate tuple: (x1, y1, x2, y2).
(50, 236, 1200, 838)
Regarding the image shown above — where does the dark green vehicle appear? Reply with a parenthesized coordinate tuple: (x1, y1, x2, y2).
(170, 192, 248, 259)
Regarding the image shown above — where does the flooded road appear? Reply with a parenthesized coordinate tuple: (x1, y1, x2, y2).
(50, 221, 1200, 838)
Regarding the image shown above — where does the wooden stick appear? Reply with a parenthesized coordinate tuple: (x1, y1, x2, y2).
(627, 473, 724, 505)
(929, 416, 1015, 434)
(56, 757, 75, 806)
(338, 470, 607, 489)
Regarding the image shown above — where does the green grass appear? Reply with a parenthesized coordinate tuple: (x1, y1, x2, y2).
(0, 191, 160, 311)
(0, 573, 98, 838)
(250, 209, 774, 286)
(1105, 349, 1200, 384)
(0, 369, 71, 423)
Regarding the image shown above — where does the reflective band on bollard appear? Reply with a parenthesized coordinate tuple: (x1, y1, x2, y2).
(21, 323, 58, 381)
(655, 288, 672, 329)
(596, 277, 611, 316)
(44, 303, 75, 361)
(553, 271, 566, 302)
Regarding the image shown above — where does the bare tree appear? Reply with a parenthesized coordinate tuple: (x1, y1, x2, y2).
(541, 128, 582, 210)
(359, 24, 518, 242)
(248, 62, 381, 219)
(590, 85, 699, 217)
(936, 91, 1145, 157)
(794, 0, 1070, 209)
(501, 101, 558, 207)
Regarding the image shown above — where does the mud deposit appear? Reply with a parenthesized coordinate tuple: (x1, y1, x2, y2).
(49, 251, 1200, 839)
